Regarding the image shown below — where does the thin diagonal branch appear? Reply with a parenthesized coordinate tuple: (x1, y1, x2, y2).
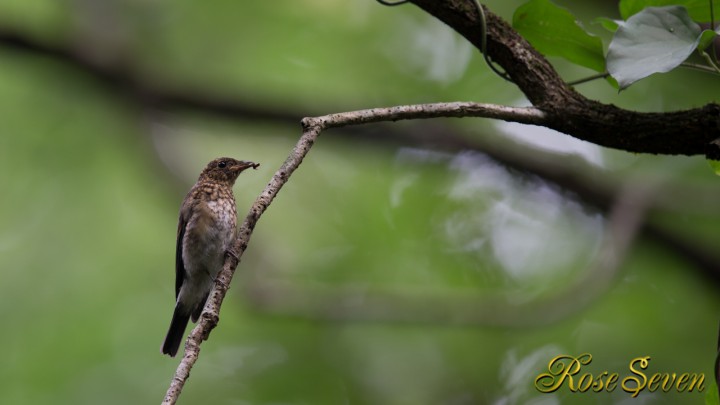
(162, 126, 320, 404)
(166, 102, 530, 403)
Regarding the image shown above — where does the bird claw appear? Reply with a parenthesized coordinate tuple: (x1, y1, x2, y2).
(225, 248, 240, 261)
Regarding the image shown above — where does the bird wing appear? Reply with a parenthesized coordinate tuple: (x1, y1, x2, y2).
(175, 206, 189, 299)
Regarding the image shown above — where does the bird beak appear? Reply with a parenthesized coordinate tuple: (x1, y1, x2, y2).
(232, 161, 260, 172)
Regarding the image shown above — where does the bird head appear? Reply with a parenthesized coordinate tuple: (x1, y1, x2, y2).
(199, 157, 259, 185)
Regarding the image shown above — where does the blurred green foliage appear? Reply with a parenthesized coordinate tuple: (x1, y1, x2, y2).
(0, 1, 719, 404)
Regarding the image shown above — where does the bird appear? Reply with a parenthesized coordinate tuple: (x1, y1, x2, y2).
(162, 157, 259, 357)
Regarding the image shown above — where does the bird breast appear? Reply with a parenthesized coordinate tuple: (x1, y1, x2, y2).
(183, 199, 236, 278)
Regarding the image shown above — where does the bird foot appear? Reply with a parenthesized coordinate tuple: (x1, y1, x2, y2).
(225, 248, 240, 261)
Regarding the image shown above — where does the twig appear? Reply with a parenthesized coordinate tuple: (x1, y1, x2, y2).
(304, 102, 546, 128)
(471, 0, 512, 81)
(681, 61, 720, 74)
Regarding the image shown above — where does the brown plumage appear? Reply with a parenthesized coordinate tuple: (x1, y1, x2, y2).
(162, 157, 259, 357)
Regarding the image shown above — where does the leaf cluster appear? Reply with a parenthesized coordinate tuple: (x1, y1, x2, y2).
(512, 0, 720, 89)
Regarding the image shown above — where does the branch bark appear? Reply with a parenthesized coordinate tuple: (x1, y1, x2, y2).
(406, 0, 720, 155)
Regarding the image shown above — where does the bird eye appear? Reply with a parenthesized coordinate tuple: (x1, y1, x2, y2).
(217, 161, 227, 168)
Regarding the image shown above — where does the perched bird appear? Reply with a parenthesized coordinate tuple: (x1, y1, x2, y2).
(162, 157, 259, 357)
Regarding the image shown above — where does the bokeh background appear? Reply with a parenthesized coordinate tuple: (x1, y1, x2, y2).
(1, 0, 719, 404)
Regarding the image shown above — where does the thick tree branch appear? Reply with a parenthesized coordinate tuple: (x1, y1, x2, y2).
(405, 0, 720, 155)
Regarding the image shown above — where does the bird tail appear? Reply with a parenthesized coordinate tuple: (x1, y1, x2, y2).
(161, 305, 191, 357)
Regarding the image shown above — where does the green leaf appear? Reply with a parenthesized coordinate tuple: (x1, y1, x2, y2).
(513, 0, 605, 72)
(699, 29, 718, 50)
(607, 6, 704, 89)
(708, 160, 720, 176)
(605, 75, 620, 89)
(620, 0, 720, 22)
(595, 17, 621, 32)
